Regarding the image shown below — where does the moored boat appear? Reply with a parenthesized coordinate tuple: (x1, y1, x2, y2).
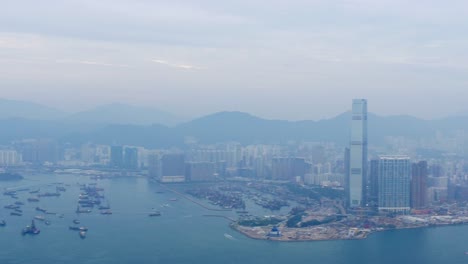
(22, 220, 40, 235)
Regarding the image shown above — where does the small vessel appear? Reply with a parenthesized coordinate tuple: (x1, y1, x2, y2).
(45, 220, 51, 226)
(27, 197, 40, 202)
(34, 215, 45, 221)
(0, 220, 6, 226)
(100, 210, 112, 215)
(36, 207, 47, 213)
(29, 189, 40, 194)
(79, 231, 86, 239)
(15, 201, 25, 206)
(169, 198, 178, 202)
(11, 212, 22, 216)
(14, 208, 23, 213)
(98, 204, 111, 210)
(4, 204, 20, 209)
(22, 220, 40, 235)
(58, 214, 65, 219)
(75, 206, 91, 214)
(70, 226, 88, 231)
(224, 233, 235, 240)
(149, 211, 161, 217)
(73, 219, 80, 224)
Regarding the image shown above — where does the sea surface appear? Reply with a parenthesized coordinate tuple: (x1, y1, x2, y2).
(1, 173, 467, 264)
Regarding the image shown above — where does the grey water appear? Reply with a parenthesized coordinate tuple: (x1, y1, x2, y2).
(0, 174, 467, 264)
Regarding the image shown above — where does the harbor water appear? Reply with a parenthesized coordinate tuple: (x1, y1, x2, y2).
(1, 174, 467, 264)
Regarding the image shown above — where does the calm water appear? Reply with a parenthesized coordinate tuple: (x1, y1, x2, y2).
(1, 174, 467, 264)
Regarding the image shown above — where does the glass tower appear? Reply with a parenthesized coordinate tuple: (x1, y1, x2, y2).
(348, 99, 367, 208)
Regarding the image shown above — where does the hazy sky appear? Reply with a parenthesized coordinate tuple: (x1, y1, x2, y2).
(1, 0, 468, 120)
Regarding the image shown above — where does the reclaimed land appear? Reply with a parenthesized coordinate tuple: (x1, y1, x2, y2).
(230, 214, 468, 242)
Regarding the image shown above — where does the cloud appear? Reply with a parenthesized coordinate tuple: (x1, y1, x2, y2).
(151, 58, 203, 70)
(55, 59, 130, 68)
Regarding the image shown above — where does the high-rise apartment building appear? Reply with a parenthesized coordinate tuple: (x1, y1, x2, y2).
(378, 156, 411, 213)
(124, 147, 138, 170)
(110, 146, 123, 168)
(348, 99, 368, 208)
(411, 161, 428, 209)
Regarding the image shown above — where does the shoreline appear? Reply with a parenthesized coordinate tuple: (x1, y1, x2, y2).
(230, 221, 468, 242)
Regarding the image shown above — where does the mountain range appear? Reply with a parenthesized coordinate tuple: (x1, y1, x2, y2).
(1, 99, 467, 149)
(0, 99, 184, 126)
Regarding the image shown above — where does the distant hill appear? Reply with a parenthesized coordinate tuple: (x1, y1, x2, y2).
(2, 108, 468, 149)
(0, 98, 67, 120)
(63, 103, 184, 126)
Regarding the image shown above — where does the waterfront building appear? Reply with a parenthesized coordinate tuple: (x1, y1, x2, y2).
(0, 149, 21, 166)
(110, 146, 123, 168)
(348, 99, 368, 208)
(161, 153, 185, 182)
(124, 147, 138, 170)
(411, 161, 428, 209)
(185, 162, 216, 181)
(377, 155, 411, 213)
(368, 159, 379, 207)
(18, 139, 60, 164)
(148, 152, 161, 179)
(271, 157, 307, 181)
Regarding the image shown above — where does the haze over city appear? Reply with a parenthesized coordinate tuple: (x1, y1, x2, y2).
(2, 0, 468, 120)
(3, 1, 468, 264)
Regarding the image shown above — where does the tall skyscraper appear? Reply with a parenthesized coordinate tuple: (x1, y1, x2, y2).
(411, 161, 428, 209)
(348, 99, 368, 208)
(378, 156, 411, 213)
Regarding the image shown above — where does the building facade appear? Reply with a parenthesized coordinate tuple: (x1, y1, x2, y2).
(411, 161, 428, 209)
(378, 156, 411, 213)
